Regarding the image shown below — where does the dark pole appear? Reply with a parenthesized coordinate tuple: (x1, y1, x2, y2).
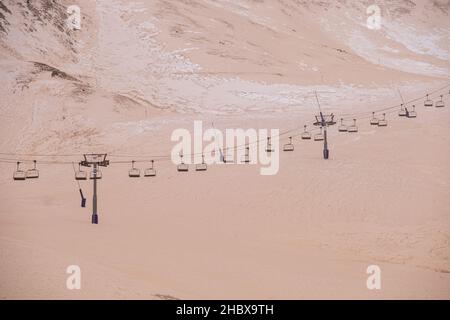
(320, 112, 329, 160)
(323, 125, 329, 159)
(92, 163, 98, 224)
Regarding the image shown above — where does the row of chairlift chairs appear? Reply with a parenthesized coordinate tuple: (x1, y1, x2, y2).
(14, 93, 449, 180)
(297, 93, 446, 145)
(425, 94, 445, 108)
(284, 111, 382, 148)
(13, 161, 39, 180)
(279, 124, 331, 148)
(176, 154, 208, 172)
(75, 162, 104, 180)
(128, 160, 158, 177)
(14, 160, 102, 181)
(399, 94, 445, 117)
(301, 117, 360, 137)
(397, 93, 445, 118)
(187, 93, 447, 159)
(398, 105, 417, 118)
(74, 160, 158, 180)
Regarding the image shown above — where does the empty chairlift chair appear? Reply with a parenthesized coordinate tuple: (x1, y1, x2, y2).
(196, 155, 207, 172)
(378, 113, 388, 127)
(177, 155, 189, 172)
(144, 160, 156, 177)
(436, 95, 445, 108)
(424, 94, 433, 107)
(338, 118, 348, 132)
(370, 112, 379, 125)
(218, 149, 228, 164)
(75, 162, 87, 180)
(266, 137, 274, 153)
(223, 150, 234, 164)
(407, 105, 417, 118)
(129, 161, 141, 178)
(13, 162, 26, 181)
(301, 125, 312, 140)
(348, 119, 358, 133)
(398, 104, 407, 117)
(242, 146, 251, 163)
(26, 160, 39, 179)
(283, 137, 294, 152)
(314, 127, 324, 141)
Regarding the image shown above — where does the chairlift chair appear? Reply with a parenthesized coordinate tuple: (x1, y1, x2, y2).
(196, 155, 208, 172)
(424, 94, 433, 107)
(370, 112, 379, 125)
(144, 160, 156, 177)
(13, 162, 26, 181)
(219, 148, 234, 163)
(75, 162, 87, 180)
(223, 151, 234, 163)
(26, 160, 39, 179)
(338, 118, 348, 132)
(398, 104, 407, 117)
(177, 155, 189, 172)
(129, 161, 141, 178)
(301, 125, 312, 140)
(436, 95, 445, 108)
(378, 113, 388, 127)
(266, 137, 274, 153)
(241, 146, 251, 163)
(407, 105, 417, 118)
(348, 119, 358, 133)
(283, 137, 294, 152)
(314, 127, 324, 141)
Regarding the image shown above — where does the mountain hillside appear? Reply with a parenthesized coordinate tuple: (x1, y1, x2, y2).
(0, 0, 449, 153)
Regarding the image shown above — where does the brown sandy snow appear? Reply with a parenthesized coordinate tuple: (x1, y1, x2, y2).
(0, 0, 450, 299)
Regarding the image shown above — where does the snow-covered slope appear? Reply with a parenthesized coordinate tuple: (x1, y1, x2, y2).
(0, 0, 449, 152)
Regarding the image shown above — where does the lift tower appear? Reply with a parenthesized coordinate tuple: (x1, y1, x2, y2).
(313, 92, 336, 160)
(80, 154, 109, 224)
